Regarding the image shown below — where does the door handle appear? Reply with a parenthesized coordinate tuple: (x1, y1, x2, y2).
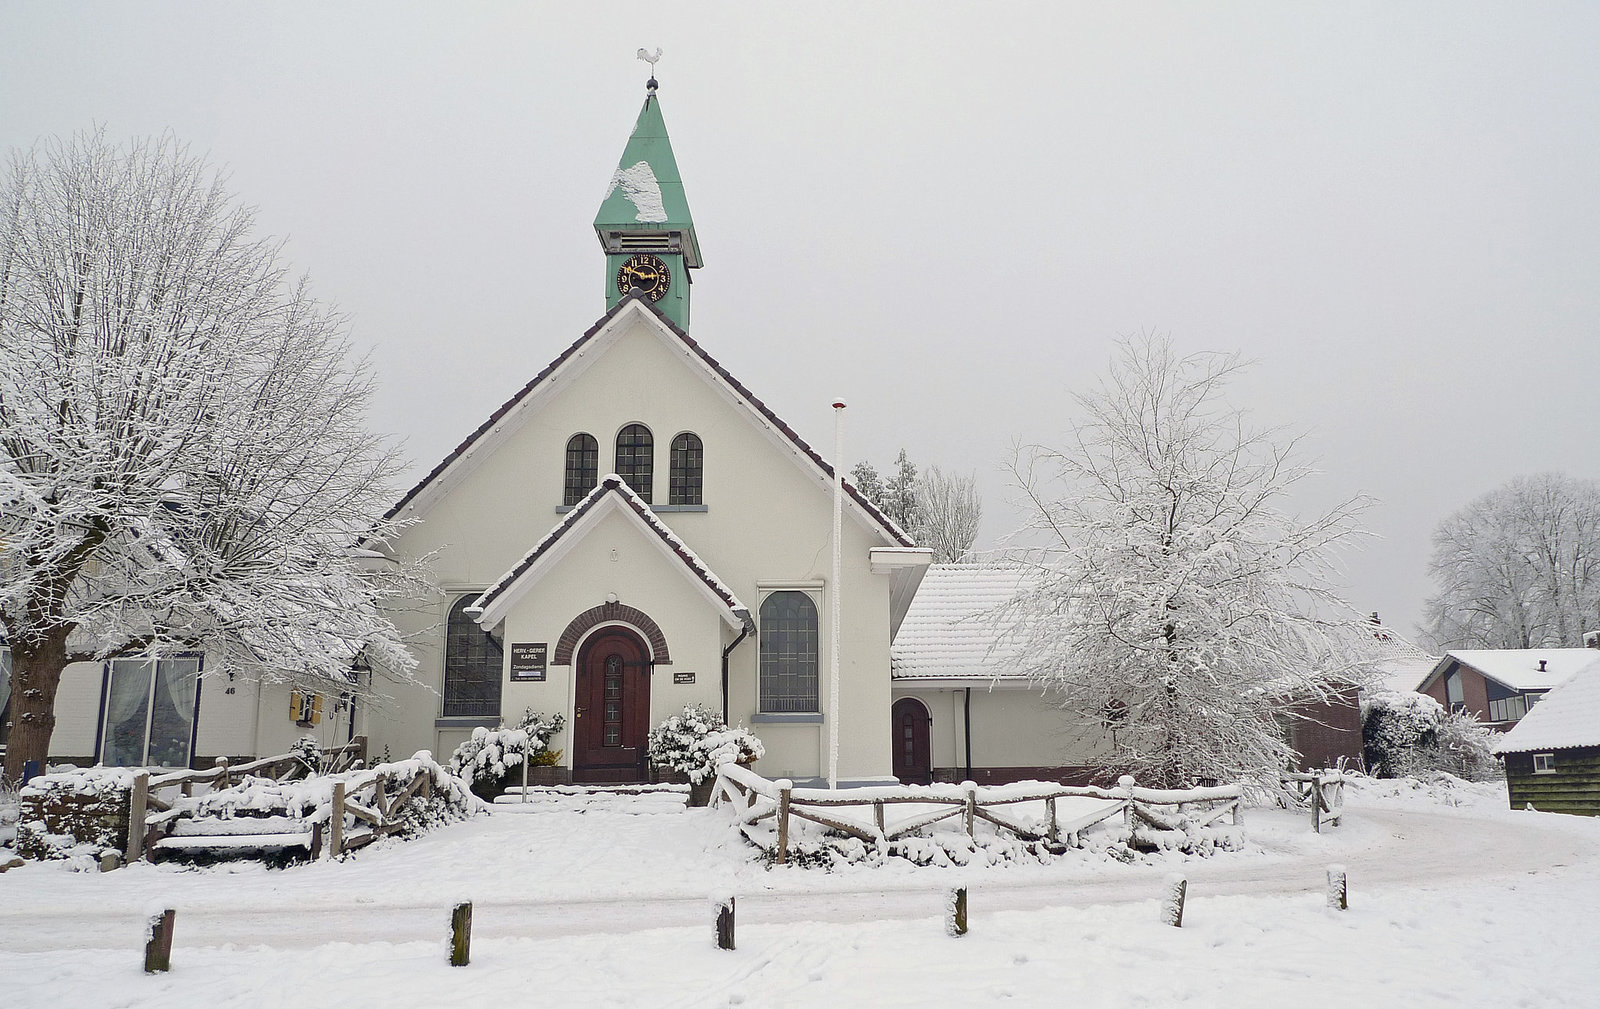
(575, 707, 585, 717)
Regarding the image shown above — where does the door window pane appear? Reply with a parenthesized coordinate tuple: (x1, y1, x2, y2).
(101, 659, 155, 767)
(0, 648, 11, 748)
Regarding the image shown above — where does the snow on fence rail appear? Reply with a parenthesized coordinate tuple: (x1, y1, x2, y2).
(1281, 769, 1347, 833)
(712, 763, 1243, 863)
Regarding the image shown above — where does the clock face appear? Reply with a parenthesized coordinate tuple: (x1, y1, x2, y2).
(616, 253, 671, 302)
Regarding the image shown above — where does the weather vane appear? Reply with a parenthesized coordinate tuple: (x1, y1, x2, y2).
(637, 47, 663, 93)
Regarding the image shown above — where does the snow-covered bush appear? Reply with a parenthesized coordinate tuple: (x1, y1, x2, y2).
(447, 709, 565, 797)
(1362, 690, 1500, 781)
(289, 734, 324, 777)
(647, 704, 764, 784)
(1363, 690, 1444, 777)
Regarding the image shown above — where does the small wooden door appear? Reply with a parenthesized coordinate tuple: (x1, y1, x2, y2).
(892, 697, 932, 785)
(574, 628, 652, 782)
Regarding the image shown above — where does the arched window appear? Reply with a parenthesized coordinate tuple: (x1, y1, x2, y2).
(669, 432, 703, 506)
(615, 424, 653, 503)
(759, 592, 819, 713)
(444, 596, 502, 717)
(564, 433, 599, 506)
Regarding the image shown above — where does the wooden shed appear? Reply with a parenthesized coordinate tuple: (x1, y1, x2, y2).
(1492, 658, 1600, 816)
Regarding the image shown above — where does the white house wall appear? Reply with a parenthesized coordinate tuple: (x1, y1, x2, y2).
(373, 310, 897, 782)
(894, 685, 1109, 782)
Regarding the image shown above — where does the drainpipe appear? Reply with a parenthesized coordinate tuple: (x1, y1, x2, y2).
(721, 619, 753, 725)
(963, 687, 973, 782)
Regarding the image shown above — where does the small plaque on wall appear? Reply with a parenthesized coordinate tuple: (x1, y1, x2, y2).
(673, 671, 696, 685)
(509, 642, 548, 681)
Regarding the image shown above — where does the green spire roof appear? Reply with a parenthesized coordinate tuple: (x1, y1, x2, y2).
(594, 89, 701, 267)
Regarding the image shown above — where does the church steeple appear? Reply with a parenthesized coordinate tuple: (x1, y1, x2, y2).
(595, 72, 700, 330)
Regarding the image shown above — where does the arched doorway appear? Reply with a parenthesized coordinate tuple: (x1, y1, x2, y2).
(574, 627, 653, 783)
(891, 697, 932, 785)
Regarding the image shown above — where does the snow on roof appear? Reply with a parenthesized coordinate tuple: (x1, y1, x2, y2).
(1492, 655, 1600, 754)
(1362, 626, 1439, 694)
(890, 564, 1037, 681)
(1429, 648, 1600, 693)
(470, 474, 751, 630)
(607, 161, 668, 223)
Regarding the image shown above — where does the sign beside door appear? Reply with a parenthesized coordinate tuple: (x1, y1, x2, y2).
(509, 642, 548, 681)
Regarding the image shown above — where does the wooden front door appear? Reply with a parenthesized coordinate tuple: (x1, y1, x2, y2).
(892, 697, 932, 785)
(574, 628, 652, 782)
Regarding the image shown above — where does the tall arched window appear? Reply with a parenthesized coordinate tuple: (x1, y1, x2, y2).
(759, 592, 819, 713)
(444, 596, 502, 717)
(615, 424, 653, 503)
(669, 432, 703, 506)
(564, 433, 599, 506)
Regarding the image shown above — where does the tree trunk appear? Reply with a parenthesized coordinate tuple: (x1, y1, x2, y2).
(3, 627, 71, 787)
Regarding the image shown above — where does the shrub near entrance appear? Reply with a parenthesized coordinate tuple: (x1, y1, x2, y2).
(648, 704, 764, 805)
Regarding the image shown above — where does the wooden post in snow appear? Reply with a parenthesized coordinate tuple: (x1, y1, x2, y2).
(962, 781, 977, 838)
(143, 908, 176, 974)
(449, 902, 472, 966)
(329, 780, 346, 857)
(775, 780, 792, 865)
(946, 886, 968, 937)
(1161, 875, 1187, 927)
(715, 897, 736, 950)
(127, 772, 149, 864)
(1326, 864, 1348, 910)
(1046, 796, 1059, 845)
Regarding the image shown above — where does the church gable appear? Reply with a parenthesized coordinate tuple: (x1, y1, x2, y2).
(384, 294, 912, 562)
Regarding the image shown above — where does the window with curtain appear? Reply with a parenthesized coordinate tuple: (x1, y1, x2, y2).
(669, 433, 703, 505)
(759, 592, 819, 713)
(615, 424, 654, 503)
(99, 655, 201, 768)
(564, 433, 599, 506)
(444, 596, 502, 718)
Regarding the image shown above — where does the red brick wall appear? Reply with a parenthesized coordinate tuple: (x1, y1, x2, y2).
(1287, 687, 1364, 770)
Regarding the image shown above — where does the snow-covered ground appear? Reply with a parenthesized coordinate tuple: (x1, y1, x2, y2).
(3, 776, 1598, 1008)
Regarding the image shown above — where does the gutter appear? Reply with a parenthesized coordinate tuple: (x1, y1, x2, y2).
(964, 686, 973, 782)
(721, 619, 754, 724)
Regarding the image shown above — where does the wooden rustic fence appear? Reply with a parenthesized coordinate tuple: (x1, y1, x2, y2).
(128, 735, 374, 863)
(1281, 769, 1346, 832)
(712, 764, 1243, 864)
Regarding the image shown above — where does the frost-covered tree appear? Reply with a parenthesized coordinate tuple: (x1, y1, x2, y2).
(883, 449, 922, 534)
(1422, 473, 1600, 650)
(1002, 335, 1370, 789)
(0, 132, 422, 784)
(849, 461, 885, 509)
(917, 465, 982, 564)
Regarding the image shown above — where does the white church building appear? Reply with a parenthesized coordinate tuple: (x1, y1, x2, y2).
(14, 78, 1110, 787)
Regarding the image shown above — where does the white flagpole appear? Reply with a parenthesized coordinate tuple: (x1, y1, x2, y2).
(829, 400, 846, 789)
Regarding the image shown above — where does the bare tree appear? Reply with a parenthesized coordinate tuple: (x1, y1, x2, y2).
(1423, 473, 1600, 649)
(0, 132, 422, 784)
(1002, 335, 1371, 789)
(917, 465, 982, 564)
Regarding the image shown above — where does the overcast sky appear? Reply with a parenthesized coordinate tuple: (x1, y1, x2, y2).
(5, 3, 1599, 641)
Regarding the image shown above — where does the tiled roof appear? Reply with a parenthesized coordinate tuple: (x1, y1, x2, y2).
(890, 564, 1038, 680)
(382, 293, 912, 548)
(1427, 648, 1600, 693)
(1492, 655, 1600, 754)
(470, 475, 750, 629)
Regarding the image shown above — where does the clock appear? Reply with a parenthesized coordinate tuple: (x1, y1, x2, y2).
(616, 253, 671, 302)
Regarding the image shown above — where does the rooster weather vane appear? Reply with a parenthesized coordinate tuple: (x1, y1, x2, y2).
(637, 47, 663, 93)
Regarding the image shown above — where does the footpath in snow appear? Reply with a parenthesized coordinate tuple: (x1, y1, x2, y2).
(3, 776, 1599, 1008)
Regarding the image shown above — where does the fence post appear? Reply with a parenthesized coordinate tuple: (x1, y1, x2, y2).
(874, 799, 885, 838)
(1326, 864, 1348, 910)
(521, 736, 531, 803)
(1119, 774, 1137, 836)
(1161, 874, 1187, 927)
(962, 781, 977, 838)
(144, 908, 176, 974)
(1310, 780, 1323, 833)
(449, 901, 472, 966)
(214, 756, 230, 790)
(775, 779, 792, 865)
(1046, 796, 1059, 845)
(946, 886, 968, 937)
(127, 772, 149, 864)
(330, 781, 346, 857)
(715, 897, 736, 950)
